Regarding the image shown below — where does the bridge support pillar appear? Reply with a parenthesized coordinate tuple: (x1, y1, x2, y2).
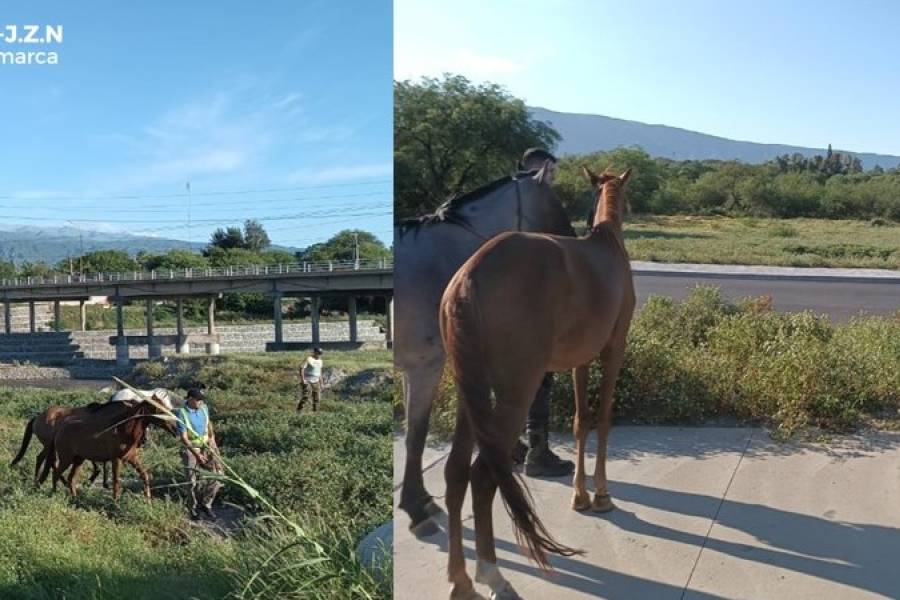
(176, 298, 190, 354)
(146, 299, 161, 359)
(79, 300, 87, 332)
(3, 299, 10, 334)
(385, 295, 393, 349)
(310, 296, 321, 346)
(348, 296, 358, 343)
(28, 301, 36, 333)
(115, 296, 129, 367)
(206, 296, 220, 355)
(273, 291, 284, 348)
(53, 300, 61, 332)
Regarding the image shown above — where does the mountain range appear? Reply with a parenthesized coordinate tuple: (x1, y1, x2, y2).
(0, 226, 300, 267)
(529, 107, 900, 171)
(0, 226, 207, 266)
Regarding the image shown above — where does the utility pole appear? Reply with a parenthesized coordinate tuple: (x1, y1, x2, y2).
(79, 232, 84, 276)
(186, 181, 192, 249)
(353, 231, 359, 267)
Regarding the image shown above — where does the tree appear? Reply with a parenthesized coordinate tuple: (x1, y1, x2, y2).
(300, 229, 391, 263)
(554, 147, 662, 218)
(139, 249, 208, 271)
(57, 249, 136, 274)
(394, 74, 560, 219)
(208, 227, 245, 251)
(243, 219, 271, 252)
(0, 259, 15, 280)
(18, 262, 57, 278)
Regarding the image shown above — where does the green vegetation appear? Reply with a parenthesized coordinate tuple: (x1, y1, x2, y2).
(414, 288, 900, 439)
(395, 74, 900, 224)
(394, 74, 559, 219)
(616, 215, 900, 269)
(1, 222, 390, 281)
(0, 350, 393, 599)
(555, 146, 900, 222)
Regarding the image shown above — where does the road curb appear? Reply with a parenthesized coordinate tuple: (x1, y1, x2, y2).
(631, 261, 900, 284)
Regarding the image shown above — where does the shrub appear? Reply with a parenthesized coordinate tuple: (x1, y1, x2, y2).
(412, 286, 900, 438)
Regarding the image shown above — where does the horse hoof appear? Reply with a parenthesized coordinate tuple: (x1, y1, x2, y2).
(491, 584, 522, 600)
(410, 516, 440, 538)
(425, 499, 444, 516)
(591, 493, 615, 513)
(449, 578, 483, 600)
(571, 492, 591, 512)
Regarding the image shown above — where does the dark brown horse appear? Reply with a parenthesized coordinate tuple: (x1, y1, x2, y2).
(11, 404, 110, 487)
(439, 167, 635, 598)
(48, 399, 177, 501)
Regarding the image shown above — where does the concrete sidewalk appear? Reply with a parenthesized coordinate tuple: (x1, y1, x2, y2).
(393, 427, 900, 599)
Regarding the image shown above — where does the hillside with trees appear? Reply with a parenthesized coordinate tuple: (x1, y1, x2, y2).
(395, 75, 900, 223)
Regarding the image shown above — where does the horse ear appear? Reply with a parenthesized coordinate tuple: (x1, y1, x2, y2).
(581, 166, 598, 186)
(619, 168, 632, 184)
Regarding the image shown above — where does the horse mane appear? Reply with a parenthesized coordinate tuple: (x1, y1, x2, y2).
(397, 171, 536, 237)
(84, 402, 105, 413)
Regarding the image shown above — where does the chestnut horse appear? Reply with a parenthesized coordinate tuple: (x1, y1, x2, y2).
(48, 399, 177, 501)
(10, 388, 176, 488)
(439, 167, 635, 598)
(11, 403, 108, 487)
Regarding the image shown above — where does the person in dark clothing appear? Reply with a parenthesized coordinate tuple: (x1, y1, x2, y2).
(517, 148, 575, 478)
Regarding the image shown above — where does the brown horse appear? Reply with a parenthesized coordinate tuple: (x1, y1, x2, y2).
(439, 167, 635, 598)
(48, 399, 177, 501)
(11, 404, 109, 487)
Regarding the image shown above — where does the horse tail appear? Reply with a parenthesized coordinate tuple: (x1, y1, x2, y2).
(441, 277, 580, 570)
(10, 417, 35, 466)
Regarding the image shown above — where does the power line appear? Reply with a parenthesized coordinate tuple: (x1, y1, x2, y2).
(0, 207, 392, 225)
(0, 190, 393, 212)
(0, 178, 392, 202)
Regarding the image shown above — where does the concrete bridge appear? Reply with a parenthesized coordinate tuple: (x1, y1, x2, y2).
(0, 259, 393, 365)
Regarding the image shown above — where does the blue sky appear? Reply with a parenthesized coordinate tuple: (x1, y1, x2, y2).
(0, 0, 392, 251)
(396, 0, 900, 156)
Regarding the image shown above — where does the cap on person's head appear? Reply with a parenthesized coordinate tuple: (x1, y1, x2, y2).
(313, 347, 323, 355)
(522, 147, 557, 168)
(187, 388, 205, 401)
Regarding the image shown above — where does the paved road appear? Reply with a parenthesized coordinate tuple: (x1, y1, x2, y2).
(394, 429, 900, 599)
(632, 263, 899, 322)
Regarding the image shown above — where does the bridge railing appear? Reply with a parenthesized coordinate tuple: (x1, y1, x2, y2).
(0, 258, 393, 289)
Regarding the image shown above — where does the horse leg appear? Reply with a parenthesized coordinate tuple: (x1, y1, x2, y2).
(111, 458, 122, 503)
(472, 391, 533, 600)
(33, 447, 47, 488)
(399, 359, 444, 536)
(592, 345, 626, 513)
(103, 462, 110, 489)
(126, 455, 151, 500)
(67, 458, 85, 498)
(87, 462, 101, 486)
(49, 448, 64, 492)
(571, 364, 592, 511)
(445, 404, 478, 599)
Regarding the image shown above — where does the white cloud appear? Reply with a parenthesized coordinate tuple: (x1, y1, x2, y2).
(92, 85, 312, 188)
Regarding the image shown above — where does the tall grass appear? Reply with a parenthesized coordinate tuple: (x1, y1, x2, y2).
(1, 351, 393, 599)
(414, 287, 900, 438)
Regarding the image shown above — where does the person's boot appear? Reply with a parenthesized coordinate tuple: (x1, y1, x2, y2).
(524, 422, 574, 477)
(512, 439, 528, 466)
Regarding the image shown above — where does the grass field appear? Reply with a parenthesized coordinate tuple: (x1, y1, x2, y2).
(592, 216, 900, 269)
(0, 350, 393, 599)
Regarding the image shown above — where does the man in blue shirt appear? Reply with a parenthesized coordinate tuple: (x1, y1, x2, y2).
(176, 388, 223, 520)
